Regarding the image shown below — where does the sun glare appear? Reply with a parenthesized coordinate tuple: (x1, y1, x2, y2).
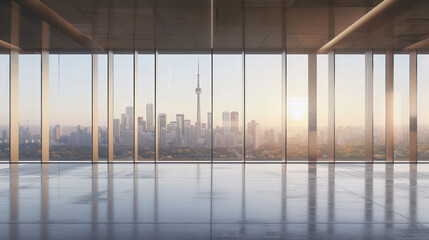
(288, 98, 307, 121)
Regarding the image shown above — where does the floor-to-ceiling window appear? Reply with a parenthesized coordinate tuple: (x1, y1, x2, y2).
(19, 54, 41, 161)
(417, 54, 429, 161)
(213, 54, 243, 161)
(317, 55, 329, 161)
(394, 54, 410, 161)
(374, 54, 386, 161)
(49, 55, 92, 161)
(287, 54, 308, 160)
(157, 54, 211, 161)
(245, 54, 283, 161)
(137, 53, 155, 161)
(335, 54, 365, 161)
(0, 54, 9, 161)
(113, 54, 134, 161)
(98, 55, 108, 161)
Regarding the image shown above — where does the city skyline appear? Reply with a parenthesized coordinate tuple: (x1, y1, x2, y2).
(2, 53, 429, 161)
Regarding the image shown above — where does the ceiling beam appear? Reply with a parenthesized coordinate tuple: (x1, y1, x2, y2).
(317, 0, 401, 53)
(0, 40, 20, 50)
(13, 0, 104, 53)
(405, 36, 429, 50)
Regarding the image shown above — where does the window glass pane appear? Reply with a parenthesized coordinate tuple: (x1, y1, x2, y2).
(245, 54, 283, 161)
(49, 55, 92, 161)
(374, 54, 386, 161)
(417, 54, 429, 161)
(19, 55, 41, 161)
(335, 54, 365, 161)
(113, 54, 134, 161)
(0, 55, 9, 161)
(394, 54, 409, 161)
(213, 54, 243, 161)
(138, 54, 155, 161)
(98, 55, 108, 161)
(317, 55, 328, 160)
(157, 54, 211, 161)
(287, 54, 308, 160)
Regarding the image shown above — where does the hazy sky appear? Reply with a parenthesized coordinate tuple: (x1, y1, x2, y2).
(0, 53, 426, 135)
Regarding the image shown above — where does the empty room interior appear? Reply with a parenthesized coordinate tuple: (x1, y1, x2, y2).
(1, 0, 429, 239)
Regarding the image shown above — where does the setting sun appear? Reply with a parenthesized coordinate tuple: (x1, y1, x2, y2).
(288, 98, 307, 121)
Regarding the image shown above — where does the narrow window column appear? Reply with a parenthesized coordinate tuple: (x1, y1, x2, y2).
(133, 50, 138, 162)
(108, 50, 114, 162)
(41, 21, 49, 163)
(155, 50, 158, 162)
(328, 51, 335, 162)
(41, 49, 49, 162)
(365, 50, 374, 163)
(9, 2, 19, 163)
(308, 54, 317, 162)
(385, 50, 394, 162)
(409, 50, 417, 162)
(10, 50, 19, 163)
(282, 50, 287, 162)
(92, 54, 99, 162)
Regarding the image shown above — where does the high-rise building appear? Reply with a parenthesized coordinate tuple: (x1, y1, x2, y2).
(126, 106, 133, 128)
(176, 114, 185, 145)
(121, 113, 129, 135)
(146, 103, 154, 131)
(53, 124, 62, 142)
(113, 118, 120, 143)
(159, 113, 167, 130)
(158, 113, 167, 146)
(184, 119, 191, 127)
(247, 120, 260, 149)
(222, 111, 230, 133)
(230, 111, 239, 133)
(207, 112, 212, 130)
(138, 117, 145, 133)
(2, 130, 7, 140)
(195, 61, 202, 140)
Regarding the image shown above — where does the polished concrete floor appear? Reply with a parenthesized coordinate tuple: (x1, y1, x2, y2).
(0, 163, 429, 239)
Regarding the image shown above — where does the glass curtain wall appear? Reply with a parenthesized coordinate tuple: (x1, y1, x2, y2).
(374, 54, 386, 161)
(137, 53, 155, 161)
(157, 54, 211, 161)
(213, 54, 243, 161)
(335, 54, 365, 161)
(287, 54, 308, 160)
(317, 55, 328, 160)
(19, 54, 41, 161)
(245, 54, 283, 161)
(4, 51, 427, 162)
(49, 55, 92, 161)
(394, 54, 410, 161)
(0, 54, 9, 161)
(417, 54, 429, 160)
(113, 54, 134, 161)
